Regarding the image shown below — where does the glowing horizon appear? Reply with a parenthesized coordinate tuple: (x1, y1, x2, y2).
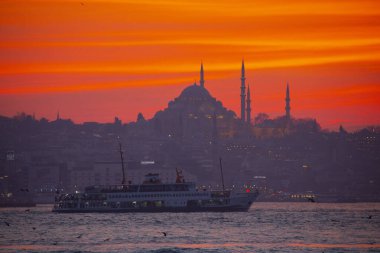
(1, 0, 380, 131)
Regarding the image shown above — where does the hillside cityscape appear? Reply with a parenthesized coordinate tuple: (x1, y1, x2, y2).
(1, 62, 379, 206)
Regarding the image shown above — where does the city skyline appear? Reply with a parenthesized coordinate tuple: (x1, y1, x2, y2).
(1, 0, 380, 131)
(1, 1, 379, 252)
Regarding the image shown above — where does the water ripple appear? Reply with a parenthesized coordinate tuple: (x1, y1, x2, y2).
(0, 203, 379, 253)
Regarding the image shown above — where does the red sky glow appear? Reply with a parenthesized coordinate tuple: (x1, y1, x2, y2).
(1, 0, 380, 130)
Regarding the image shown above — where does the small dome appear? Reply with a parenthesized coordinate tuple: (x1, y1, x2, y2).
(178, 84, 211, 100)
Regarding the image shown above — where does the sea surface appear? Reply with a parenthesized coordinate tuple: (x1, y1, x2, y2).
(0, 202, 379, 253)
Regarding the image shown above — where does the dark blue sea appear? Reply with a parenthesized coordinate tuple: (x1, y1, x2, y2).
(0, 202, 379, 253)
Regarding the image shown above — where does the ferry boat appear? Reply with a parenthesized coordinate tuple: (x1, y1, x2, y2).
(52, 142, 258, 213)
(53, 170, 258, 213)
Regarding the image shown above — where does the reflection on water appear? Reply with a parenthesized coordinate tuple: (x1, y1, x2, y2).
(0, 203, 379, 253)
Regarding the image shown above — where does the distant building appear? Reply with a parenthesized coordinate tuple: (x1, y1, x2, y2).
(240, 60, 246, 122)
(151, 64, 239, 141)
(29, 163, 61, 203)
(246, 84, 252, 124)
(285, 82, 291, 120)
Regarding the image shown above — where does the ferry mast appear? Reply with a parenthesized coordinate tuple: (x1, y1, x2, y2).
(219, 157, 226, 194)
(118, 138, 126, 185)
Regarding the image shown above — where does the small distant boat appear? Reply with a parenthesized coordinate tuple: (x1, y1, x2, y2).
(52, 141, 258, 213)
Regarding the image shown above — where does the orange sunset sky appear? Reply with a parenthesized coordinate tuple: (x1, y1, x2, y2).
(1, 0, 380, 131)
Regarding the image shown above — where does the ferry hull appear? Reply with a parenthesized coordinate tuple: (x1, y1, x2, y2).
(52, 205, 251, 213)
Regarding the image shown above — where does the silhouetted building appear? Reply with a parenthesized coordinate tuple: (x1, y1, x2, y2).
(29, 163, 61, 203)
(240, 60, 246, 122)
(200, 62, 205, 88)
(137, 113, 146, 122)
(145, 62, 239, 142)
(152, 82, 237, 141)
(246, 84, 251, 124)
(285, 83, 291, 120)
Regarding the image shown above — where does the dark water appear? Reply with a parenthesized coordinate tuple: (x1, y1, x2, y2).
(0, 203, 379, 253)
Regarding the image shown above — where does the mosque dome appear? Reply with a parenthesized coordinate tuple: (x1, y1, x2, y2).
(178, 83, 211, 101)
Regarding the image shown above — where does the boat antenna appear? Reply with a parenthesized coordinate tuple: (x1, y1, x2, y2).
(219, 157, 225, 194)
(118, 137, 126, 185)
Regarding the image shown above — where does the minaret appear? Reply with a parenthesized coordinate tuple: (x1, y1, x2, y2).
(285, 82, 291, 119)
(246, 84, 251, 124)
(240, 60, 246, 122)
(200, 62, 205, 88)
(56, 111, 60, 121)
